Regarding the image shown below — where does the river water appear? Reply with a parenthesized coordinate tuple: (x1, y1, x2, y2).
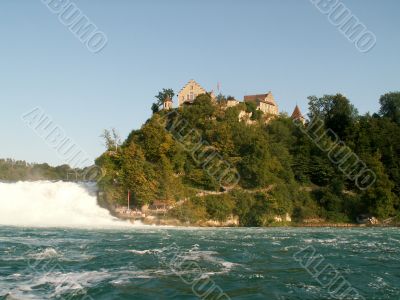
(1, 226, 400, 299)
(0, 181, 399, 299)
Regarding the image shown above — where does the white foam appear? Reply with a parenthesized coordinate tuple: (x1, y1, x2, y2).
(127, 249, 153, 255)
(0, 181, 131, 228)
(0, 268, 154, 299)
(28, 248, 60, 260)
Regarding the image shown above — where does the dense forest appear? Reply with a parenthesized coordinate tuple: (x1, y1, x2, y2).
(95, 91, 400, 226)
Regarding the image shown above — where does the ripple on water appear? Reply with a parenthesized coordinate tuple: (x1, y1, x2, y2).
(1, 227, 400, 299)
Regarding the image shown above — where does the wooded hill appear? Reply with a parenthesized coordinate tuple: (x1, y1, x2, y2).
(95, 92, 400, 226)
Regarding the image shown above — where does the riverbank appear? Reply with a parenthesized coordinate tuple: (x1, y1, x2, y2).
(97, 191, 399, 228)
(120, 214, 399, 228)
(105, 204, 400, 228)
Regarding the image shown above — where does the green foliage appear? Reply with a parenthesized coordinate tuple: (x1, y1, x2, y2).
(94, 90, 400, 226)
(0, 159, 85, 181)
(379, 92, 400, 125)
(5, 88, 399, 226)
(155, 89, 175, 104)
(308, 94, 358, 140)
(359, 152, 398, 219)
(204, 194, 235, 222)
(100, 128, 121, 151)
(181, 93, 216, 130)
(152, 88, 175, 113)
(245, 101, 263, 120)
(169, 198, 208, 223)
(119, 143, 158, 206)
(151, 103, 160, 114)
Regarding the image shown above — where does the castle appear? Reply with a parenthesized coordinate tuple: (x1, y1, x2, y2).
(172, 79, 305, 123)
(177, 79, 211, 106)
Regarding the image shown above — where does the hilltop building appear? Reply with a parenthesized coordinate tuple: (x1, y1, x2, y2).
(244, 92, 279, 115)
(178, 80, 209, 106)
(163, 96, 173, 110)
(167, 79, 303, 125)
(176, 80, 279, 116)
(226, 98, 240, 108)
(291, 105, 306, 124)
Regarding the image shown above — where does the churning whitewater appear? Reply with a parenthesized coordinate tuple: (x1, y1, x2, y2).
(0, 181, 127, 228)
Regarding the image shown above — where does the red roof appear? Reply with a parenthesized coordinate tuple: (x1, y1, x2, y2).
(244, 92, 277, 107)
(291, 105, 304, 119)
(244, 94, 269, 102)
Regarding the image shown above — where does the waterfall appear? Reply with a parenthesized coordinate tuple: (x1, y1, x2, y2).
(0, 181, 129, 228)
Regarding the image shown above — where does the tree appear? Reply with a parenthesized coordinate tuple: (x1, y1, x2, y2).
(151, 103, 160, 114)
(351, 114, 400, 196)
(245, 101, 263, 121)
(379, 92, 400, 125)
(308, 94, 358, 140)
(181, 93, 216, 131)
(157, 154, 184, 201)
(204, 194, 235, 222)
(120, 143, 158, 205)
(151, 89, 175, 113)
(235, 126, 281, 188)
(100, 129, 113, 150)
(95, 88, 400, 225)
(216, 93, 226, 103)
(156, 89, 175, 103)
(360, 152, 398, 219)
(138, 116, 174, 162)
(111, 128, 122, 151)
(100, 128, 121, 151)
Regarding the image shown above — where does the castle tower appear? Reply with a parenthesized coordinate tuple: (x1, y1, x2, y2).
(163, 96, 173, 110)
(291, 105, 306, 124)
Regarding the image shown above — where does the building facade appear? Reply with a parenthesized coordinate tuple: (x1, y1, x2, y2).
(177, 79, 208, 106)
(243, 92, 279, 115)
(177, 80, 280, 116)
(163, 97, 173, 110)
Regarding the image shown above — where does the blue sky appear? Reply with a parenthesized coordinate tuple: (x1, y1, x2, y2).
(0, 0, 399, 166)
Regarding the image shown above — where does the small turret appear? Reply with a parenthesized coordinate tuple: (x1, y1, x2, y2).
(163, 96, 173, 110)
(291, 105, 305, 124)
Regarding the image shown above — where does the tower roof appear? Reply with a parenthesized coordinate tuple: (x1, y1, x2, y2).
(291, 105, 304, 119)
